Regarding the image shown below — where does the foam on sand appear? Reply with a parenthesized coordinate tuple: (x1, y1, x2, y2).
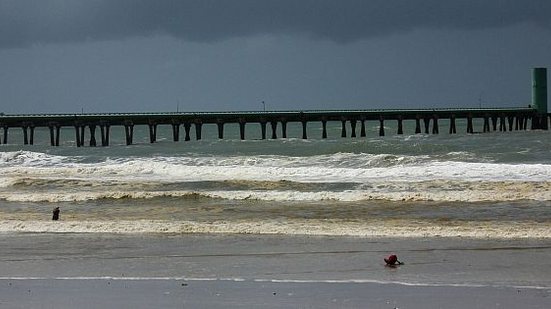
(1, 219, 550, 238)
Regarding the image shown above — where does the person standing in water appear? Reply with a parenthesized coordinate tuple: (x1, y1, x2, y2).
(52, 207, 60, 220)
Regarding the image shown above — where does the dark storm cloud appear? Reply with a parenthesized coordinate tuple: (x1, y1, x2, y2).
(1, 0, 550, 48)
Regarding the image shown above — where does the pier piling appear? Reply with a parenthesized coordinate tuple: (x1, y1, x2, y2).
(379, 116, 385, 136)
(415, 116, 421, 134)
(397, 116, 403, 135)
(148, 123, 157, 143)
(183, 123, 191, 141)
(100, 123, 110, 146)
(171, 122, 180, 142)
(260, 121, 267, 140)
(238, 119, 246, 140)
(74, 125, 82, 147)
(341, 119, 347, 138)
(423, 117, 430, 134)
(483, 115, 490, 133)
(22, 125, 29, 145)
(351, 119, 357, 138)
(281, 120, 287, 138)
(49, 122, 61, 146)
(432, 115, 439, 134)
(217, 121, 224, 139)
(89, 125, 97, 147)
(194, 121, 202, 140)
(124, 122, 134, 145)
(467, 114, 474, 133)
(301, 121, 308, 139)
(449, 115, 456, 134)
(270, 121, 277, 139)
(2, 126, 7, 144)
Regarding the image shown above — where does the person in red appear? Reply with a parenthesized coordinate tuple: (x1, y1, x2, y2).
(384, 254, 403, 266)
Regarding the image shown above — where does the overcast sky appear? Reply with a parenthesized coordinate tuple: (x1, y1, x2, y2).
(1, 0, 550, 114)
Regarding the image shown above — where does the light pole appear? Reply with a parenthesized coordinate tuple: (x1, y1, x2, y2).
(262, 101, 266, 112)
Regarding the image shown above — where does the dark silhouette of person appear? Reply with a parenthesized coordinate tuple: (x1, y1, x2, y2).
(52, 207, 60, 221)
(384, 254, 403, 266)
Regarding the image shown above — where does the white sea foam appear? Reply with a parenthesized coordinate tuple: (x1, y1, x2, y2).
(1, 219, 549, 238)
(2, 179, 551, 202)
(3, 150, 551, 202)
(3, 151, 551, 183)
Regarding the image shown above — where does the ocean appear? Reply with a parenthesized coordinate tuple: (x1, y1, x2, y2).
(1, 119, 550, 238)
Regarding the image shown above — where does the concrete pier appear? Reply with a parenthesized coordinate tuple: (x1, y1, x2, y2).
(0, 107, 547, 146)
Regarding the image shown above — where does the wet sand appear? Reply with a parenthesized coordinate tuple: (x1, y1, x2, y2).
(2, 278, 550, 309)
(0, 233, 550, 308)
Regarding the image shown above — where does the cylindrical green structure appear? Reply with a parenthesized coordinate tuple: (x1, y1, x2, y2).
(532, 68, 547, 115)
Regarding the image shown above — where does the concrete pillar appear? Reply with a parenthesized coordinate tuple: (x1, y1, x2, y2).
(124, 122, 134, 145)
(491, 115, 498, 131)
(449, 115, 456, 134)
(49, 125, 56, 146)
(350, 119, 357, 138)
(397, 116, 403, 135)
(194, 121, 202, 140)
(432, 115, 439, 134)
(183, 123, 191, 141)
(22, 125, 28, 145)
(379, 116, 385, 136)
(360, 119, 366, 137)
(100, 124, 110, 146)
(217, 121, 224, 139)
(74, 125, 82, 147)
(423, 117, 430, 134)
(415, 116, 421, 134)
(301, 121, 308, 139)
(270, 121, 278, 139)
(499, 115, 506, 132)
(55, 125, 60, 146)
(79, 125, 85, 147)
(341, 119, 347, 138)
(483, 115, 490, 133)
(89, 125, 97, 147)
(467, 114, 474, 133)
(508, 116, 514, 131)
(172, 122, 180, 142)
(29, 125, 35, 145)
(281, 120, 287, 138)
(49, 123, 61, 146)
(148, 123, 157, 143)
(321, 120, 328, 139)
(2, 126, 7, 144)
(238, 119, 246, 140)
(260, 121, 267, 140)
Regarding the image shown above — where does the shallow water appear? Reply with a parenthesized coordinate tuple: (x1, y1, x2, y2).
(1, 121, 550, 238)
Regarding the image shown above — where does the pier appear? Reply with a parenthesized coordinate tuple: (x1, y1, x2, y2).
(0, 68, 548, 147)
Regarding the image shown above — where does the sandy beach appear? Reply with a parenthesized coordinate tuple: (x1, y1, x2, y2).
(1, 233, 550, 308)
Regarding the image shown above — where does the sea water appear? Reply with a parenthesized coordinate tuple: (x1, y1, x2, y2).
(1, 120, 550, 238)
